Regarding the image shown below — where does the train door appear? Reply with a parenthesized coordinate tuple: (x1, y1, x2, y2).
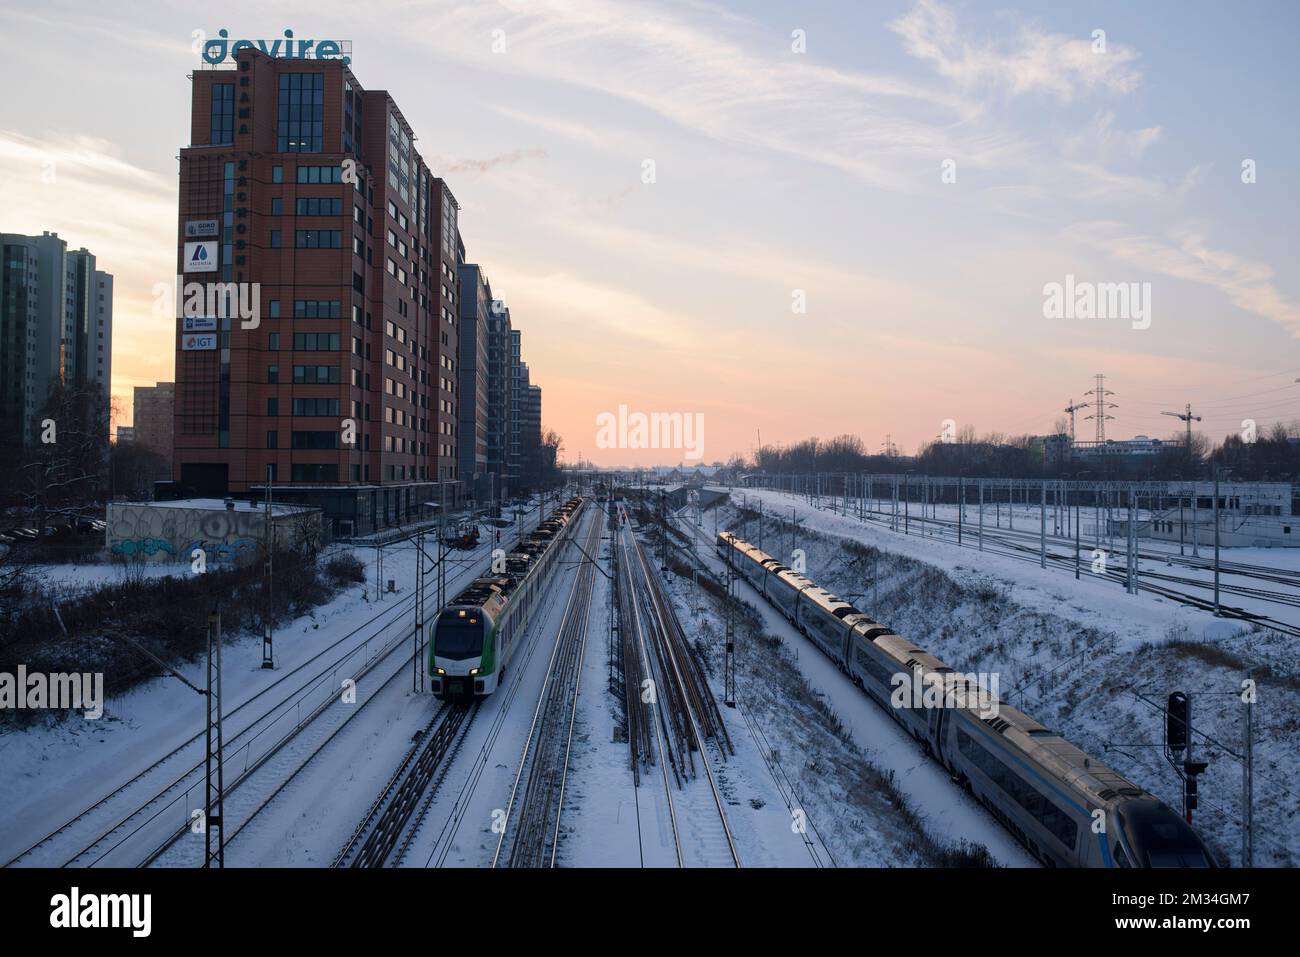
(928, 704, 947, 767)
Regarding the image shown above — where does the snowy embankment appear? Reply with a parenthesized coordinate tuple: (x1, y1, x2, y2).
(723, 488, 1299, 867)
(660, 510, 1032, 866)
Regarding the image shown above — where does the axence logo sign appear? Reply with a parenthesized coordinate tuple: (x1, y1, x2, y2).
(197, 28, 351, 66)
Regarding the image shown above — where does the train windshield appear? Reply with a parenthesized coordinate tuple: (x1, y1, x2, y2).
(1119, 800, 1213, 868)
(434, 616, 484, 660)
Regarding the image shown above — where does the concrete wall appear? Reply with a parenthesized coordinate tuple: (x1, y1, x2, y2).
(107, 501, 322, 563)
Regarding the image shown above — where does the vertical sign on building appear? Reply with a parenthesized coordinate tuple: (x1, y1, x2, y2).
(184, 240, 219, 273)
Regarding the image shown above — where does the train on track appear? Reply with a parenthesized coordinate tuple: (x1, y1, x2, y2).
(716, 530, 1216, 869)
(429, 497, 585, 698)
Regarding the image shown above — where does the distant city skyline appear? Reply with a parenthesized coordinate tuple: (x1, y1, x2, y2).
(1, 0, 1297, 466)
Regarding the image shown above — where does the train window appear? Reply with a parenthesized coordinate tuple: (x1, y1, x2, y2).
(957, 728, 1078, 851)
(854, 647, 897, 690)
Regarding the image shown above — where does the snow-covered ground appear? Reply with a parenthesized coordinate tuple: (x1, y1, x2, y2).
(667, 508, 1034, 866)
(740, 491, 1300, 629)
(16, 486, 1275, 868)
(0, 525, 532, 867)
(708, 487, 1299, 866)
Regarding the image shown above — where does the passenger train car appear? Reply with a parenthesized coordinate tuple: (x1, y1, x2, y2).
(717, 530, 1216, 869)
(429, 497, 585, 698)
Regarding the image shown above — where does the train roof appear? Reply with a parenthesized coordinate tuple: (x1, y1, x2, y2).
(448, 497, 584, 609)
(721, 528, 1151, 809)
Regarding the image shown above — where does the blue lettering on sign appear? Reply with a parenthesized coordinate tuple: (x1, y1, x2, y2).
(203, 29, 350, 66)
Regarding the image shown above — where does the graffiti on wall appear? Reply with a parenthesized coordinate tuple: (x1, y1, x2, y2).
(183, 538, 258, 566)
(109, 538, 177, 558)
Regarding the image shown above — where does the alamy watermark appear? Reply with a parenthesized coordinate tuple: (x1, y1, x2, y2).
(154, 277, 261, 330)
(1043, 274, 1151, 330)
(1, 666, 104, 719)
(890, 669, 1000, 718)
(595, 404, 705, 461)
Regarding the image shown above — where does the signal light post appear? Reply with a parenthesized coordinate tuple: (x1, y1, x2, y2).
(262, 465, 274, 669)
(1165, 691, 1208, 824)
(206, 612, 225, 867)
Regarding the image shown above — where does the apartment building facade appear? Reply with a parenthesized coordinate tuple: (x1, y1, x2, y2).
(133, 381, 175, 471)
(486, 304, 513, 502)
(173, 48, 461, 529)
(456, 262, 491, 497)
(0, 231, 112, 447)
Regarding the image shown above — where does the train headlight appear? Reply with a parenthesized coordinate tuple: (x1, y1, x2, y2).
(436, 668, 446, 675)
(469, 667, 479, 676)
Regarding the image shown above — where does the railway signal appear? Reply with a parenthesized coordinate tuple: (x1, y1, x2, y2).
(1165, 691, 1209, 824)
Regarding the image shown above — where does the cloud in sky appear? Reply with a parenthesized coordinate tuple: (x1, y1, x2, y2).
(438, 148, 549, 175)
(888, 0, 1143, 100)
(1069, 220, 1300, 338)
(0, 128, 177, 403)
(0, 0, 1295, 458)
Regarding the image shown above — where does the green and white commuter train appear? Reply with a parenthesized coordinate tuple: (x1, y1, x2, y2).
(428, 497, 584, 698)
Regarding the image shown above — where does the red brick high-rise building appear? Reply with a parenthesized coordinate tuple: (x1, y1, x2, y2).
(173, 47, 460, 532)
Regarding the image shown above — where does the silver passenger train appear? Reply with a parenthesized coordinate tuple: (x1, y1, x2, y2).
(717, 530, 1215, 869)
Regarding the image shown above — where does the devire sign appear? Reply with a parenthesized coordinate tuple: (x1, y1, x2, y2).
(199, 29, 351, 66)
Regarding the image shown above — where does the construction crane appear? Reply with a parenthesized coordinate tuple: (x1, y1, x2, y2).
(1064, 399, 1086, 443)
(1162, 404, 1202, 453)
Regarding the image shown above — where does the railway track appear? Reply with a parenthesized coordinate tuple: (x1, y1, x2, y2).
(668, 502, 1038, 868)
(492, 509, 603, 868)
(417, 505, 595, 868)
(144, 634, 421, 867)
(5, 515, 543, 869)
(618, 509, 740, 868)
(5, 582, 419, 868)
(789, 494, 1300, 638)
(333, 702, 478, 868)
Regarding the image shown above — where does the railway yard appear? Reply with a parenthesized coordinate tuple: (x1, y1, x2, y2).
(1, 484, 1296, 868)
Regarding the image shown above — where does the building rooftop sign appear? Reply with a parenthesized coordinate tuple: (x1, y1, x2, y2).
(198, 29, 352, 68)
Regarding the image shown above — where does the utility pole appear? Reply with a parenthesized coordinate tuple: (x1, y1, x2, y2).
(1084, 373, 1117, 444)
(205, 611, 225, 868)
(724, 535, 736, 708)
(1242, 673, 1254, 867)
(957, 480, 963, 545)
(1192, 483, 1201, 558)
(414, 529, 425, 693)
(887, 475, 894, 532)
(1039, 479, 1046, 569)
(261, 466, 274, 669)
(1127, 488, 1138, 594)
(1074, 492, 1081, 580)
(1213, 469, 1222, 615)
